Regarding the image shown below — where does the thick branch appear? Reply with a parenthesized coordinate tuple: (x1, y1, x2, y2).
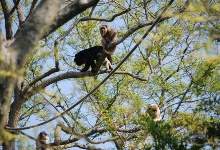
(44, 0, 99, 37)
(9, 0, 63, 69)
(24, 71, 95, 99)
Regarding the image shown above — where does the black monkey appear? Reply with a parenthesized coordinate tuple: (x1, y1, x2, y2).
(74, 46, 112, 72)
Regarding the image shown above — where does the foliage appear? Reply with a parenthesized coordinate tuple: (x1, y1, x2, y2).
(0, 0, 220, 149)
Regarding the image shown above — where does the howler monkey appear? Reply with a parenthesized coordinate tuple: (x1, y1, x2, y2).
(74, 46, 112, 72)
(36, 131, 50, 150)
(100, 24, 117, 55)
(146, 104, 161, 122)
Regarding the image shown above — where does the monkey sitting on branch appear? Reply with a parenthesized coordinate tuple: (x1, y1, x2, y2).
(36, 131, 50, 150)
(99, 24, 117, 55)
(145, 104, 162, 122)
(142, 104, 162, 144)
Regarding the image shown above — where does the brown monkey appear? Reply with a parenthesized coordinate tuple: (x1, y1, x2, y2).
(146, 104, 161, 122)
(36, 131, 50, 150)
(142, 104, 162, 146)
(99, 24, 117, 55)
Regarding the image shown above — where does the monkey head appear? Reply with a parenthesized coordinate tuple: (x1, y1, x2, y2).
(74, 52, 85, 66)
(99, 24, 116, 40)
(99, 24, 108, 37)
(146, 104, 161, 122)
(100, 24, 117, 55)
(38, 131, 50, 144)
(36, 131, 50, 150)
(150, 104, 159, 112)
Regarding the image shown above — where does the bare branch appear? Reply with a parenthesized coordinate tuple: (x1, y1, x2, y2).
(22, 68, 59, 95)
(173, 81, 193, 115)
(10, 0, 63, 68)
(12, 0, 25, 25)
(61, 143, 104, 149)
(143, 0, 150, 20)
(0, 0, 13, 39)
(26, 0, 39, 19)
(9, 0, 20, 16)
(80, 7, 131, 22)
(113, 71, 149, 81)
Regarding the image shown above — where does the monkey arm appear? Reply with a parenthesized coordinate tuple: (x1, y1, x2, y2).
(109, 31, 117, 41)
(101, 38, 107, 49)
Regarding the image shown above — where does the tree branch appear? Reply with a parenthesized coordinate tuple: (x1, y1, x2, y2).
(0, 0, 13, 39)
(61, 143, 104, 149)
(9, 0, 63, 68)
(12, 0, 25, 25)
(22, 68, 59, 95)
(44, 0, 99, 37)
(26, 0, 38, 19)
(22, 41, 61, 96)
(9, 0, 20, 16)
(24, 71, 96, 99)
(80, 7, 131, 22)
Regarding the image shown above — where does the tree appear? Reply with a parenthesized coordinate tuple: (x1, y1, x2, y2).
(0, 0, 219, 149)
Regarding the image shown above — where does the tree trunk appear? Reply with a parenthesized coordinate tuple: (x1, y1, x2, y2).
(3, 141, 15, 150)
(3, 85, 25, 150)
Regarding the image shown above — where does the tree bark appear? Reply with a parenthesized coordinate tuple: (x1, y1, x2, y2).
(3, 85, 24, 150)
(0, 0, 62, 142)
(0, 0, 13, 39)
(44, 0, 99, 37)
